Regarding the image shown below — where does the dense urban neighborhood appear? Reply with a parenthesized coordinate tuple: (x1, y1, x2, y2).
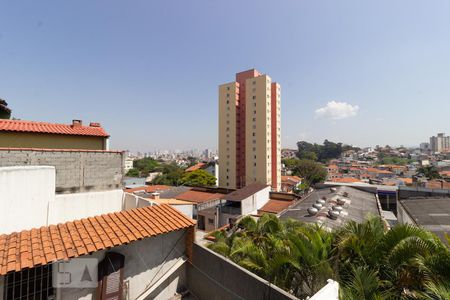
(2, 2, 450, 299)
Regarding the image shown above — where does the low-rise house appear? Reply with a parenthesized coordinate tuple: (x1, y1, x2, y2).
(184, 161, 219, 186)
(0, 119, 109, 150)
(365, 167, 395, 179)
(281, 175, 302, 192)
(330, 177, 361, 184)
(426, 180, 450, 190)
(185, 162, 207, 172)
(0, 204, 196, 300)
(198, 183, 271, 231)
(257, 193, 298, 216)
(123, 185, 172, 195)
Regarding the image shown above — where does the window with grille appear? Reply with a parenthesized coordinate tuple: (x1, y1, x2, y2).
(4, 264, 54, 300)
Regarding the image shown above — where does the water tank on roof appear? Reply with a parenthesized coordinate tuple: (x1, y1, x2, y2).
(313, 203, 323, 209)
(328, 209, 339, 220)
(307, 207, 318, 216)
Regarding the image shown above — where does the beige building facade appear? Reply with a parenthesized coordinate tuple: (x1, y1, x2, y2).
(219, 69, 281, 191)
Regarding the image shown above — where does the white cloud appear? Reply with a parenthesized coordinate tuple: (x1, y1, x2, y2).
(315, 101, 359, 120)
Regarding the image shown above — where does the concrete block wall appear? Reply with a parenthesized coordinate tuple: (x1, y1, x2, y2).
(187, 243, 298, 300)
(0, 148, 124, 193)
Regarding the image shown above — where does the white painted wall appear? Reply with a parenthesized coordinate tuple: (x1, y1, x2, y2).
(170, 204, 193, 219)
(123, 192, 194, 219)
(57, 230, 188, 300)
(0, 166, 55, 234)
(48, 190, 124, 224)
(397, 202, 415, 225)
(241, 186, 271, 215)
(310, 279, 339, 300)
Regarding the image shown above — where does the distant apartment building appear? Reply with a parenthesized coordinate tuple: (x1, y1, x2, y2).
(124, 155, 134, 172)
(430, 133, 450, 153)
(420, 142, 430, 152)
(0, 119, 109, 150)
(218, 69, 281, 191)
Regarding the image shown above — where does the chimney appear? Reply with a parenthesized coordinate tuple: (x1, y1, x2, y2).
(89, 122, 101, 127)
(150, 192, 160, 200)
(72, 120, 82, 127)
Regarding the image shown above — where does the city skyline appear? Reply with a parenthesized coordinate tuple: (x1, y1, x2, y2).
(1, 1, 450, 151)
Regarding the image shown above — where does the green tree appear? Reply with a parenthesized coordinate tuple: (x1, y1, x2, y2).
(292, 159, 327, 185)
(296, 140, 355, 163)
(417, 166, 442, 180)
(186, 156, 199, 167)
(180, 169, 216, 187)
(133, 157, 159, 175)
(0, 99, 12, 119)
(151, 163, 184, 185)
(208, 215, 450, 299)
(125, 168, 139, 177)
(282, 158, 301, 170)
(298, 151, 318, 161)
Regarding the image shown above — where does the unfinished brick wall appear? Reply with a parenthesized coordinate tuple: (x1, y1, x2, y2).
(0, 148, 124, 193)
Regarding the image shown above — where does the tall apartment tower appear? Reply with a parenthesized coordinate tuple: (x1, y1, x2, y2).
(430, 133, 450, 153)
(219, 69, 281, 191)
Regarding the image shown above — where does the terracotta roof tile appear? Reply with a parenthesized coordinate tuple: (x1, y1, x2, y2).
(331, 177, 361, 183)
(124, 185, 172, 193)
(0, 119, 109, 137)
(0, 204, 195, 275)
(185, 162, 207, 172)
(258, 199, 294, 214)
(174, 190, 225, 203)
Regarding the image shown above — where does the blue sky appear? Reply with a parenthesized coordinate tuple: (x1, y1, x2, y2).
(1, 1, 449, 151)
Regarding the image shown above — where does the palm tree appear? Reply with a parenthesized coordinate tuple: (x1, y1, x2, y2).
(335, 216, 450, 299)
(208, 214, 450, 299)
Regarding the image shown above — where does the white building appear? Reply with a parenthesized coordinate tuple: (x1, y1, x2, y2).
(0, 204, 195, 300)
(430, 133, 450, 153)
(124, 156, 134, 172)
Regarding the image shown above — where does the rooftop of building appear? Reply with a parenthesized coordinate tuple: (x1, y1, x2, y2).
(225, 183, 269, 202)
(148, 198, 194, 205)
(0, 204, 195, 275)
(0, 119, 109, 137)
(124, 185, 172, 194)
(331, 177, 362, 183)
(281, 175, 302, 183)
(175, 190, 225, 203)
(399, 196, 450, 243)
(185, 162, 207, 172)
(258, 199, 295, 215)
(426, 180, 450, 190)
(280, 186, 380, 229)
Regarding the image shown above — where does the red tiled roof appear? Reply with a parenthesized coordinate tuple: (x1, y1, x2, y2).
(175, 190, 225, 203)
(331, 177, 361, 183)
(0, 119, 109, 137)
(124, 185, 172, 193)
(258, 199, 294, 214)
(439, 171, 450, 177)
(365, 167, 392, 174)
(185, 162, 207, 172)
(0, 147, 122, 153)
(398, 178, 413, 185)
(281, 175, 302, 183)
(426, 180, 450, 190)
(0, 204, 195, 275)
